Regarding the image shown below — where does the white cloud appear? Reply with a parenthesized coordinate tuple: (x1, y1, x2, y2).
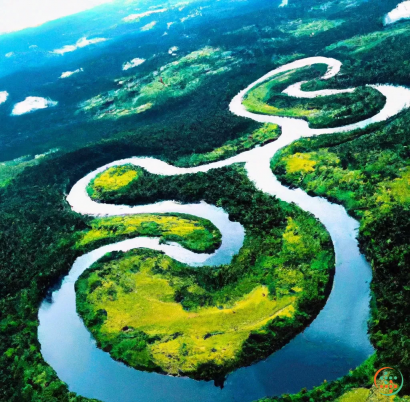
(168, 46, 179, 55)
(52, 37, 108, 55)
(123, 8, 167, 22)
(279, 0, 288, 7)
(60, 68, 84, 78)
(5, 52, 14, 58)
(11, 97, 58, 116)
(384, 1, 410, 25)
(0, 0, 113, 35)
(174, 2, 189, 8)
(122, 58, 145, 71)
(140, 21, 157, 31)
(180, 9, 201, 23)
(0, 91, 8, 105)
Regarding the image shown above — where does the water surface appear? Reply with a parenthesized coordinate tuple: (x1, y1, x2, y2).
(39, 56, 410, 402)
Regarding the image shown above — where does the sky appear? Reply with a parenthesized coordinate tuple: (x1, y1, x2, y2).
(0, 0, 114, 35)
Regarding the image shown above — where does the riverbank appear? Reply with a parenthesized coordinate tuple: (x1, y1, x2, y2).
(37, 56, 393, 401)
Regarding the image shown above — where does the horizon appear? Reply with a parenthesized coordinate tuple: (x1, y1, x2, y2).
(0, 0, 114, 35)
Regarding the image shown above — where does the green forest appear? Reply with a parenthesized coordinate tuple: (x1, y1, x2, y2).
(242, 66, 386, 129)
(1, 0, 410, 401)
(77, 165, 334, 383)
(269, 110, 410, 400)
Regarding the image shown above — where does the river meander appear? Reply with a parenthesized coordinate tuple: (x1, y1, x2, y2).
(38, 57, 410, 402)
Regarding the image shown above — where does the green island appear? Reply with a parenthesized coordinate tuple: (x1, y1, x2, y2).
(76, 165, 334, 381)
(77, 213, 222, 254)
(242, 65, 386, 129)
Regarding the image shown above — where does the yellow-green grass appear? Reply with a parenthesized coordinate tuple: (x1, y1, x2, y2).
(81, 252, 296, 375)
(175, 123, 281, 167)
(336, 388, 370, 402)
(280, 19, 345, 37)
(374, 167, 410, 211)
(284, 152, 318, 174)
(77, 213, 221, 253)
(242, 66, 385, 130)
(88, 164, 140, 197)
(243, 69, 318, 118)
(276, 148, 410, 217)
(326, 24, 410, 54)
(335, 386, 406, 401)
(0, 158, 38, 187)
(76, 210, 333, 379)
(81, 47, 237, 120)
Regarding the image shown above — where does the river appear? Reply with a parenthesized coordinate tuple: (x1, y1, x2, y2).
(38, 57, 410, 402)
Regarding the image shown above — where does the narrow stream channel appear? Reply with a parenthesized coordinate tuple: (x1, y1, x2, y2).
(38, 57, 410, 402)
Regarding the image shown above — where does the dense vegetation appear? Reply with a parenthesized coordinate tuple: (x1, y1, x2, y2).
(77, 213, 222, 253)
(259, 355, 409, 402)
(173, 123, 281, 167)
(269, 109, 410, 396)
(243, 65, 386, 129)
(87, 164, 141, 198)
(80, 47, 240, 120)
(77, 165, 334, 383)
(0, 0, 401, 162)
(1, 0, 410, 400)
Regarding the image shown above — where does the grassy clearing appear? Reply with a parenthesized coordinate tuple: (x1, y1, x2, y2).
(81, 47, 239, 120)
(274, 147, 410, 220)
(243, 68, 320, 118)
(336, 388, 370, 401)
(280, 19, 345, 37)
(174, 123, 281, 167)
(336, 388, 372, 402)
(78, 251, 295, 375)
(335, 386, 406, 401)
(92, 165, 138, 191)
(76, 182, 334, 381)
(87, 164, 141, 199)
(242, 65, 385, 129)
(0, 158, 38, 188)
(76, 248, 298, 378)
(77, 213, 222, 253)
(284, 152, 317, 174)
(326, 23, 410, 54)
(0, 149, 59, 188)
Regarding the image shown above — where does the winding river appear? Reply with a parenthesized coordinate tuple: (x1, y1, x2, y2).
(38, 57, 410, 402)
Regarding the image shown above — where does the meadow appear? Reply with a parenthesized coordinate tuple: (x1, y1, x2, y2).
(76, 165, 334, 381)
(77, 213, 221, 254)
(80, 47, 240, 120)
(242, 66, 386, 129)
(1, 0, 410, 400)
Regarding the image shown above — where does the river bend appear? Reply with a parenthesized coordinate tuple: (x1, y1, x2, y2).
(39, 57, 410, 402)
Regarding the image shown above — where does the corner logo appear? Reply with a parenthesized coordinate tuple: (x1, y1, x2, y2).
(374, 367, 404, 396)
